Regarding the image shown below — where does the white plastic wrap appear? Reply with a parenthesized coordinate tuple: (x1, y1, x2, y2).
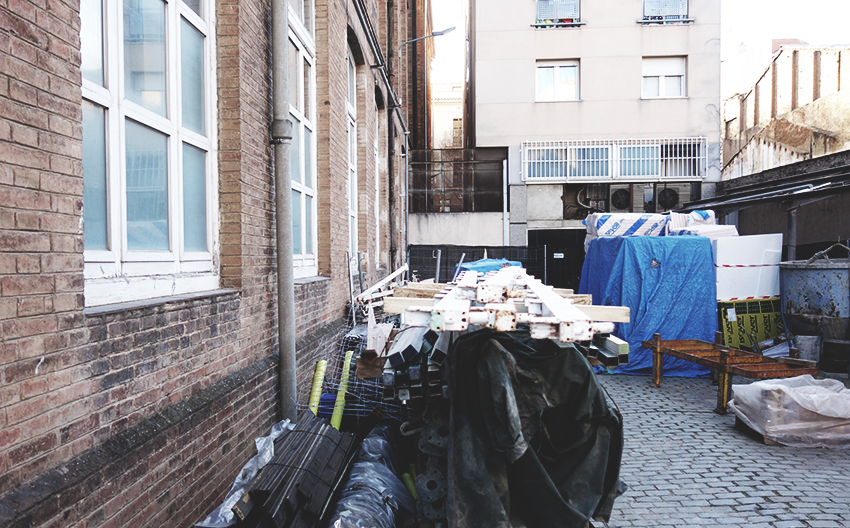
(728, 375, 850, 448)
(195, 419, 296, 527)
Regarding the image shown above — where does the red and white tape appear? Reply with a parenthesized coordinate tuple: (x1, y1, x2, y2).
(715, 263, 779, 268)
(718, 296, 778, 301)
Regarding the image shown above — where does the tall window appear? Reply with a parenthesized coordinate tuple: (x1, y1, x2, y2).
(535, 0, 580, 27)
(642, 57, 686, 98)
(373, 103, 381, 270)
(289, 12, 317, 278)
(81, 0, 217, 306)
(288, 0, 313, 35)
(642, 0, 688, 23)
(346, 48, 358, 265)
(536, 61, 579, 102)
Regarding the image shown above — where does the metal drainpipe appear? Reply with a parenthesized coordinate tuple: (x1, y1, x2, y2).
(271, 0, 298, 422)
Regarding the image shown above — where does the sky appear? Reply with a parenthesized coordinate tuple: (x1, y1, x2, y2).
(428, 0, 850, 94)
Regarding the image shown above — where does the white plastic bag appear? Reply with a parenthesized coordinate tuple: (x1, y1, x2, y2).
(729, 375, 850, 448)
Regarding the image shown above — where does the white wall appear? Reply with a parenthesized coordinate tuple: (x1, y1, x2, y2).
(410, 213, 505, 245)
(473, 0, 721, 159)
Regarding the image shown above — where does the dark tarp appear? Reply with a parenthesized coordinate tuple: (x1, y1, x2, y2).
(446, 329, 625, 528)
(579, 236, 715, 377)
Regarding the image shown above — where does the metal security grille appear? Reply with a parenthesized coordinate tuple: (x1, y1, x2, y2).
(643, 0, 688, 18)
(409, 148, 506, 213)
(522, 137, 706, 183)
(537, 0, 580, 21)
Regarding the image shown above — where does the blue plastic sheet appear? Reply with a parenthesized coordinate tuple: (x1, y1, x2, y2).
(579, 236, 715, 377)
(458, 258, 521, 276)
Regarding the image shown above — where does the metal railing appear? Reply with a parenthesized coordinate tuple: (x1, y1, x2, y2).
(535, 0, 581, 27)
(521, 137, 706, 183)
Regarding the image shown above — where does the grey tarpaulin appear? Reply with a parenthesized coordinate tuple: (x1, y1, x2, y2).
(447, 329, 626, 527)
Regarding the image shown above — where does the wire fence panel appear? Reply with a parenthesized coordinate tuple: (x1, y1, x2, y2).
(408, 245, 548, 285)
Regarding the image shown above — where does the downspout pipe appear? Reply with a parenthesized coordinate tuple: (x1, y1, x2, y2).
(271, 0, 298, 422)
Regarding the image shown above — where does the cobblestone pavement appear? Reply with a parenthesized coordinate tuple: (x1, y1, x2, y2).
(596, 374, 850, 528)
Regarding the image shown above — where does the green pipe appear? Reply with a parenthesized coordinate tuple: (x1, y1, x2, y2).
(330, 350, 354, 430)
(307, 360, 327, 415)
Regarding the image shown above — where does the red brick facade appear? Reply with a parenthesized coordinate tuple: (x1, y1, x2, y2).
(0, 0, 424, 526)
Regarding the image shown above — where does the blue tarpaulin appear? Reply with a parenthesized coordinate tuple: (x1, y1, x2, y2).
(458, 258, 522, 276)
(579, 236, 715, 377)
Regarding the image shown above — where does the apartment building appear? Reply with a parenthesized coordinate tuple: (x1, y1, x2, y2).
(0, 0, 424, 526)
(440, 0, 721, 262)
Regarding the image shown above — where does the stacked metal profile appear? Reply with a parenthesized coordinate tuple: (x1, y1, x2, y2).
(231, 411, 355, 527)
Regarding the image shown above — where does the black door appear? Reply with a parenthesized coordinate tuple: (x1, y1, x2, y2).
(528, 229, 586, 290)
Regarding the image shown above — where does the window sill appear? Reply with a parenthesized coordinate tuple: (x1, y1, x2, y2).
(84, 289, 239, 317)
(535, 99, 582, 103)
(532, 21, 585, 29)
(640, 96, 688, 100)
(637, 18, 694, 25)
(294, 275, 330, 286)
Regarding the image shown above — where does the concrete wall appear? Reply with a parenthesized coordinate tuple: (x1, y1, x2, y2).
(409, 213, 505, 245)
(723, 46, 850, 180)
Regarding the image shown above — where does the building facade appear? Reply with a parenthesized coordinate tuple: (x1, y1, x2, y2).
(417, 0, 721, 260)
(0, 0, 423, 526)
(722, 45, 850, 180)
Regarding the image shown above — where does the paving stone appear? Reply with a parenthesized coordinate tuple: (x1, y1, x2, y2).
(599, 375, 850, 527)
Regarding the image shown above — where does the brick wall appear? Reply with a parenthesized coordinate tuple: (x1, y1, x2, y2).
(0, 0, 415, 526)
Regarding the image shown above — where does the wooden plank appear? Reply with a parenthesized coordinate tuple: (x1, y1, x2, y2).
(574, 305, 630, 323)
(383, 296, 434, 314)
(392, 283, 447, 298)
(553, 288, 574, 295)
(562, 293, 592, 305)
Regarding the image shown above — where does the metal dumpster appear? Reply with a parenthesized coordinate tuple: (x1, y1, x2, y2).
(780, 245, 850, 374)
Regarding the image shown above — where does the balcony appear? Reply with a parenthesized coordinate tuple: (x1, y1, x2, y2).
(521, 137, 707, 183)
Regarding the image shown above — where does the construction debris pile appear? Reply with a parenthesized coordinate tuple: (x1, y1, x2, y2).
(198, 264, 629, 528)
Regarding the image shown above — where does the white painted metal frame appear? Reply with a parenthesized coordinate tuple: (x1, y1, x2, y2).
(400, 267, 615, 342)
(521, 137, 706, 183)
(82, 0, 219, 306)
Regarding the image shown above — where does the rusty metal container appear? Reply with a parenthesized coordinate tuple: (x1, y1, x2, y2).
(780, 250, 850, 374)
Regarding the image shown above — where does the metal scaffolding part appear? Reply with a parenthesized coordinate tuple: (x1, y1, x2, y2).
(400, 267, 617, 342)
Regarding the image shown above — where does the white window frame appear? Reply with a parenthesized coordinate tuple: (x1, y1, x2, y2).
(373, 102, 380, 270)
(535, 60, 579, 102)
(289, 13, 318, 279)
(81, 0, 218, 307)
(346, 47, 358, 270)
(535, 0, 580, 25)
(641, 56, 687, 99)
(642, 0, 688, 21)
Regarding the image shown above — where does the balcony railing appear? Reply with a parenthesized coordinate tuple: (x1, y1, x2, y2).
(521, 137, 706, 183)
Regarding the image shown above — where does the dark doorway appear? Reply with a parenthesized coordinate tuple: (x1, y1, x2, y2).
(528, 229, 586, 290)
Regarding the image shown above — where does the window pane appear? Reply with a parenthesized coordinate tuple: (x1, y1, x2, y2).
(80, 0, 104, 85)
(643, 76, 659, 97)
(181, 18, 205, 134)
(182, 143, 207, 251)
(665, 75, 683, 96)
(537, 67, 554, 101)
(304, 127, 312, 188)
(83, 101, 108, 250)
(183, 0, 202, 17)
(350, 168, 356, 209)
(292, 189, 301, 254)
(288, 0, 302, 20)
(289, 40, 299, 111)
(347, 52, 356, 104)
(290, 121, 300, 182)
(303, 58, 312, 118)
(305, 194, 312, 254)
(556, 65, 577, 100)
(126, 119, 169, 250)
(124, 0, 167, 116)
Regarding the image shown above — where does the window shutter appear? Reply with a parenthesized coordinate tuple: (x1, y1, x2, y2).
(537, 0, 555, 20)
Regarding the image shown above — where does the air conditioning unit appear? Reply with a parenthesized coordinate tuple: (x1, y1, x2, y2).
(657, 187, 681, 211)
(609, 185, 631, 213)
